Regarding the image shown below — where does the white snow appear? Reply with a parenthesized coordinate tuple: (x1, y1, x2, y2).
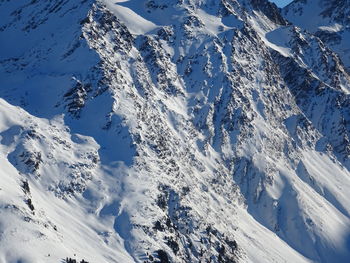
(102, 0, 158, 35)
(249, 15, 292, 57)
(0, 0, 350, 262)
(318, 23, 343, 33)
(0, 98, 134, 263)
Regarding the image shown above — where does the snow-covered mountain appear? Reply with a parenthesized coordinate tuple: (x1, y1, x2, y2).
(283, 0, 350, 69)
(0, 0, 350, 262)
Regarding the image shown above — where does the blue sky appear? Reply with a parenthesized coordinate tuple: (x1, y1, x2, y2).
(270, 0, 293, 7)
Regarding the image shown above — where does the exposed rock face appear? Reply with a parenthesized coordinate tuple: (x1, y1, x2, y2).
(283, 0, 350, 69)
(0, 0, 350, 262)
(250, 0, 288, 25)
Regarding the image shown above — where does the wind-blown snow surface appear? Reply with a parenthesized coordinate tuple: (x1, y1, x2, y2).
(0, 0, 350, 262)
(283, 0, 350, 69)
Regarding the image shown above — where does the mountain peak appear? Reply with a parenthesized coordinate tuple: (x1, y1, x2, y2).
(250, 0, 288, 24)
(0, 0, 350, 262)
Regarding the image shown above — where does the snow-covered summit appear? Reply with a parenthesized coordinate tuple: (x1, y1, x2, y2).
(0, 0, 350, 262)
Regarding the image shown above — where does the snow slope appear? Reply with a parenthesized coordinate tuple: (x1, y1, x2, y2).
(283, 0, 350, 69)
(0, 98, 133, 263)
(0, 0, 350, 262)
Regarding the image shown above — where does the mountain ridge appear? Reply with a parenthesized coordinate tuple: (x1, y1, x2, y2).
(283, 0, 350, 69)
(0, 0, 350, 262)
